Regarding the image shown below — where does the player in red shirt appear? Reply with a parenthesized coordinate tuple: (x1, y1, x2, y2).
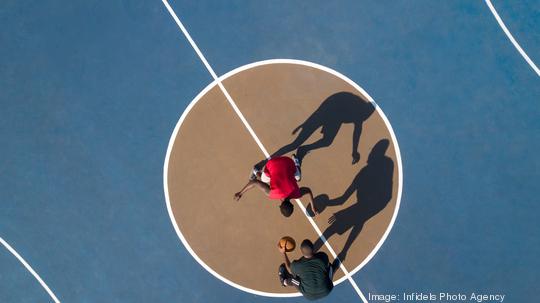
(233, 155, 318, 217)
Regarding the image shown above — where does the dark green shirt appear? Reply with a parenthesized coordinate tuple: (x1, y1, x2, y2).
(290, 252, 334, 300)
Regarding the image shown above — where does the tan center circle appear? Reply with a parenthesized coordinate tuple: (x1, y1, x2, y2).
(166, 62, 400, 295)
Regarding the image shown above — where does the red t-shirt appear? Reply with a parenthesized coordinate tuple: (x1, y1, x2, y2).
(264, 156, 301, 200)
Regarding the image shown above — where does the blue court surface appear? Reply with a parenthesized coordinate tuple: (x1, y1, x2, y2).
(1, 1, 539, 302)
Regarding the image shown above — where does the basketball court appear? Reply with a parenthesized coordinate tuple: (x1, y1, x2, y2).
(1, 1, 538, 302)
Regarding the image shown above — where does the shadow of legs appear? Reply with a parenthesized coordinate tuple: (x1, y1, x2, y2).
(337, 224, 363, 263)
(296, 126, 338, 164)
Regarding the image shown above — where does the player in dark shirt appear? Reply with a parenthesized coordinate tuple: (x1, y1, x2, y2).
(278, 239, 334, 300)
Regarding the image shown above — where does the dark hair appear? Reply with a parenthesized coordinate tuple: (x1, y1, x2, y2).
(300, 239, 314, 253)
(280, 199, 294, 217)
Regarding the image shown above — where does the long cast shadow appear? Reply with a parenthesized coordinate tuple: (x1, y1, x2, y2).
(313, 139, 394, 262)
(255, 92, 375, 169)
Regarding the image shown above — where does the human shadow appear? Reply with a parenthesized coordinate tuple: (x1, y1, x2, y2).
(313, 139, 394, 262)
(255, 92, 375, 169)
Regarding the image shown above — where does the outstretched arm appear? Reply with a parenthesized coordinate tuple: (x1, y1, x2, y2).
(234, 179, 270, 201)
(299, 187, 318, 216)
(351, 121, 362, 164)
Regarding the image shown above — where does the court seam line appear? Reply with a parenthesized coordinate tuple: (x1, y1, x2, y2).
(484, 0, 540, 77)
(161, 1, 368, 302)
(0, 237, 61, 303)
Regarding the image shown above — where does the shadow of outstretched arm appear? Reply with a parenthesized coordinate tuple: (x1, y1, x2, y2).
(326, 172, 360, 207)
(351, 121, 362, 164)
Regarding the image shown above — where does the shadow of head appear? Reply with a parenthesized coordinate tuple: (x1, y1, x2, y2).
(313, 139, 394, 260)
(368, 139, 390, 164)
(313, 139, 393, 215)
(340, 138, 393, 220)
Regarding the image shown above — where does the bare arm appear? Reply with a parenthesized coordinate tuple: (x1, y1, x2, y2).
(299, 187, 318, 216)
(234, 180, 254, 200)
(278, 245, 292, 272)
(234, 179, 270, 201)
(283, 252, 292, 272)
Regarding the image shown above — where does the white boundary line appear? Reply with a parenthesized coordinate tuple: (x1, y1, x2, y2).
(163, 59, 403, 299)
(0, 237, 60, 303)
(161, 0, 269, 156)
(485, 0, 540, 77)
(162, 1, 403, 300)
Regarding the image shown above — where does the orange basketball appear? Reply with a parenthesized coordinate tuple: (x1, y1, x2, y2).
(278, 236, 296, 252)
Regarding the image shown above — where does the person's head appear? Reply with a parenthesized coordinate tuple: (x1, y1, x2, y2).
(280, 199, 294, 217)
(300, 239, 314, 258)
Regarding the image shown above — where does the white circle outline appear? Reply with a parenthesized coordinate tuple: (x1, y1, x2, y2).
(163, 59, 403, 297)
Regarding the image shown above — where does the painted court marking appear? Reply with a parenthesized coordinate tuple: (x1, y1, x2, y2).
(160, 2, 364, 300)
(0, 237, 60, 303)
(164, 61, 403, 297)
(485, 0, 540, 77)
(162, 1, 403, 301)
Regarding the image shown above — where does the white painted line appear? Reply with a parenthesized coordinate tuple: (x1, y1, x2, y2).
(216, 61, 402, 287)
(161, 2, 403, 301)
(160, 0, 218, 80)
(161, 0, 270, 157)
(163, 79, 296, 297)
(160, 3, 368, 300)
(0, 237, 60, 303)
(161, 4, 368, 298)
(163, 59, 404, 300)
(485, 0, 540, 77)
(292, 198, 368, 301)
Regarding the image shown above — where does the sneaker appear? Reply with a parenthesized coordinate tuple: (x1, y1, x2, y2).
(249, 167, 260, 180)
(292, 154, 300, 167)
